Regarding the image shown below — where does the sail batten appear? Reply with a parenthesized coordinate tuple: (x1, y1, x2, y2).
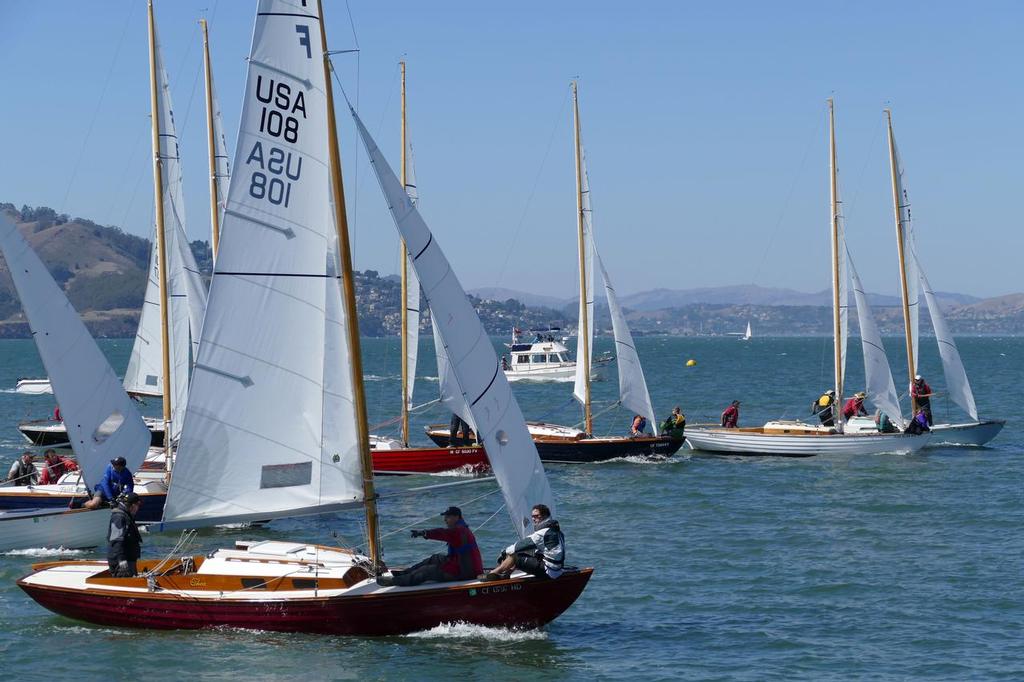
(353, 109, 552, 538)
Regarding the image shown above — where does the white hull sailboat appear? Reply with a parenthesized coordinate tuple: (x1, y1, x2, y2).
(20, 1, 590, 635)
(13, 378, 52, 395)
(884, 111, 1003, 447)
(686, 100, 928, 457)
(0, 507, 109, 552)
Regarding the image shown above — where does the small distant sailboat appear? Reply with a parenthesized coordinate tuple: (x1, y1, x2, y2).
(741, 321, 752, 341)
(0, 213, 152, 551)
(685, 100, 929, 456)
(885, 111, 1004, 446)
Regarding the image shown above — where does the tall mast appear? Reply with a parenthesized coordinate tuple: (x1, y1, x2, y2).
(572, 81, 592, 434)
(886, 109, 917, 414)
(827, 98, 843, 422)
(318, 0, 380, 570)
(147, 0, 173, 462)
(200, 19, 221, 262)
(399, 60, 410, 447)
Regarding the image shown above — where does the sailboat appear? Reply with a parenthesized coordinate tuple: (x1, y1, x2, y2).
(369, 60, 487, 475)
(685, 99, 930, 456)
(426, 82, 681, 462)
(0, 213, 152, 550)
(742, 321, 752, 341)
(17, 15, 209, 453)
(19, 0, 590, 634)
(884, 111, 1004, 446)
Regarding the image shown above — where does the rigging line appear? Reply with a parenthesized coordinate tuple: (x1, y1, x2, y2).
(379, 485, 502, 539)
(492, 88, 572, 289)
(750, 109, 824, 286)
(842, 112, 885, 225)
(474, 502, 506, 533)
(60, 1, 138, 216)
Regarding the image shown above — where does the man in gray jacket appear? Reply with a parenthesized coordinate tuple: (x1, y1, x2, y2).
(482, 503, 565, 580)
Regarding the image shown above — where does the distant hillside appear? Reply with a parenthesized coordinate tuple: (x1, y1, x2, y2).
(470, 283, 980, 311)
(1, 203, 1020, 338)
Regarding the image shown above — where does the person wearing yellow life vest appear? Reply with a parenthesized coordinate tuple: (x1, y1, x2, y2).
(811, 389, 836, 426)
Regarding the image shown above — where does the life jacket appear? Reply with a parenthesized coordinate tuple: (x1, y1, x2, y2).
(818, 393, 834, 408)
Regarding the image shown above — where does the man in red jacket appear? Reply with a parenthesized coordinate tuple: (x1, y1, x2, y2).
(378, 506, 483, 587)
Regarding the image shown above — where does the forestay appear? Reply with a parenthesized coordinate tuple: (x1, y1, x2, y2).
(848, 249, 905, 430)
(354, 109, 553, 538)
(579, 147, 656, 430)
(917, 262, 978, 421)
(164, 1, 363, 527)
(0, 214, 151, 489)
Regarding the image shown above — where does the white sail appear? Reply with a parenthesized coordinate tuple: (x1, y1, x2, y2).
(847, 249, 906, 430)
(594, 247, 657, 431)
(0, 214, 150, 488)
(164, 1, 363, 527)
(578, 144, 657, 431)
(354, 109, 553, 538)
(917, 261, 978, 421)
(572, 150, 595, 407)
(124, 24, 209, 442)
(211, 77, 232, 228)
(743, 321, 752, 340)
(891, 137, 920, 371)
(122, 249, 165, 397)
(403, 138, 421, 412)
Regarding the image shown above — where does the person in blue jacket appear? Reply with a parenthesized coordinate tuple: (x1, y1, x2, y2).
(84, 456, 134, 510)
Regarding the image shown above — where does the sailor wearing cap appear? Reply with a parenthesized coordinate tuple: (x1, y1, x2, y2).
(377, 506, 482, 587)
(843, 391, 869, 420)
(108, 492, 143, 577)
(84, 456, 134, 510)
(812, 389, 838, 426)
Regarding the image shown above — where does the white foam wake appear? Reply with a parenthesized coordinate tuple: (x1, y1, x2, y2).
(406, 621, 547, 642)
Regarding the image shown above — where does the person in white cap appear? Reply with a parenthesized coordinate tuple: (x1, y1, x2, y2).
(911, 375, 933, 425)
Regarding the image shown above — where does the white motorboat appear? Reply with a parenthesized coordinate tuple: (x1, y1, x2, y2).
(503, 330, 599, 382)
(14, 378, 52, 395)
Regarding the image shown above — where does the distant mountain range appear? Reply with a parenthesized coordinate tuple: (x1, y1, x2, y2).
(1, 203, 1021, 337)
(470, 284, 982, 311)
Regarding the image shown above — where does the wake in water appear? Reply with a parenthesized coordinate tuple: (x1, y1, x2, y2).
(3, 547, 89, 557)
(592, 454, 689, 466)
(406, 621, 547, 642)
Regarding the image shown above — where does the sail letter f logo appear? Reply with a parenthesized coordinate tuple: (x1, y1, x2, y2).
(296, 25, 311, 59)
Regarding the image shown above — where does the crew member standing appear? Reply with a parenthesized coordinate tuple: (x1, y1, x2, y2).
(911, 375, 933, 426)
(721, 400, 740, 428)
(108, 492, 143, 577)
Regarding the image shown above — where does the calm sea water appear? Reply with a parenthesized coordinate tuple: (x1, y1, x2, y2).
(0, 336, 1020, 680)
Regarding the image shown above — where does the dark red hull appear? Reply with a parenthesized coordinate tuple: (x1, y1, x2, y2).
(19, 569, 592, 636)
(371, 446, 488, 475)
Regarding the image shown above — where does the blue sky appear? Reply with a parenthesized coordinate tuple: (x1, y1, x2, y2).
(1, 1, 1021, 298)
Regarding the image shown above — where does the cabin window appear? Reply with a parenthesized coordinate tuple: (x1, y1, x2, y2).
(531, 354, 547, 363)
(292, 579, 317, 590)
(548, 354, 561, 363)
(241, 578, 268, 590)
(260, 461, 312, 489)
(517, 355, 529, 364)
